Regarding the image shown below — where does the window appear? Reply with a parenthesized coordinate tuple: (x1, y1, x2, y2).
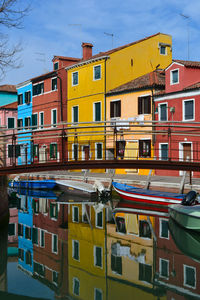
(94, 288, 102, 300)
(53, 271, 58, 285)
(25, 226, 31, 240)
(8, 223, 15, 236)
(82, 204, 91, 223)
(32, 227, 38, 245)
(116, 217, 126, 233)
(8, 144, 20, 158)
(51, 109, 57, 127)
(139, 220, 151, 238)
(139, 263, 152, 283)
(160, 45, 166, 55)
(72, 240, 79, 260)
(40, 229, 45, 247)
(52, 78, 57, 91)
(34, 262, 45, 277)
(72, 106, 78, 123)
(52, 234, 58, 254)
(8, 117, 15, 129)
(50, 143, 57, 159)
(54, 62, 59, 70)
(72, 143, 78, 160)
(159, 258, 169, 278)
(96, 211, 103, 228)
(33, 82, 44, 96)
(183, 99, 194, 121)
(17, 119, 23, 130)
(39, 112, 44, 129)
(94, 102, 101, 121)
(159, 219, 169, 239)
(110, 100, 121, 118)
(94, 65, 101, 80)
(18, 223, 23, 237)
(18, 94, 23, 105)
(73, 277, 80, 296)
(138, 95, 151, 114)
(25, 250, 32, 266)
(184, 265, 196, 288)
(95, 143, 103, 159)
(171, 69, 179, 85)
(25, 117, 31, 129)
(32, 114, 38, 129)
(33, 144, 39, 158)
(159, 103, 167, 121)
(160, 143, 168, 161)
(94, 246, 102, 268)
(72, 71, 78, 86)
(139, 140, 151, 157)
(18, 248, 24, 261)
(72, 206, 79, 222)
(50, 203, 58, 219)
(111, 253, 122, 275)
(25, 91, 31, 104)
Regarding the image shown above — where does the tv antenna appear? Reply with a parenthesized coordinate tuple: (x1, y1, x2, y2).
(104, 32, 114, 48)
(180, 13, 190, 60)
(35, 52, 48, 73)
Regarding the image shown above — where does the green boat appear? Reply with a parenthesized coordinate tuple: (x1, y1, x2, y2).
(169, 204, 200, 231)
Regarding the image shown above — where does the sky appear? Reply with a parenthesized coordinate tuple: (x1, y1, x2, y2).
(1, 0, 200, 85)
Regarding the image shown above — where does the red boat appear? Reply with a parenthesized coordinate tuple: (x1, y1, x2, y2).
(112, 182, 185, 206)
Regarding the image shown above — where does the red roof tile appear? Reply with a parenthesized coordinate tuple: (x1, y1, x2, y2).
(0, 101, 17, 109)
(107, 70, 165, 95)
(173, 59, 200, 68)
(0, 85, 17, 93)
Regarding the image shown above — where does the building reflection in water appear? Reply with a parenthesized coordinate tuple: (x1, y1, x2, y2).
(5, 190, 200, 299)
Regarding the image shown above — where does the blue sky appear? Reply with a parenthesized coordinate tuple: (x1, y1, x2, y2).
(2, 0, 200, 85)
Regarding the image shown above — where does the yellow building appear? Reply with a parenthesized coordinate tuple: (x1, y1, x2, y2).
(106, 69, 165, 175)
(66, 34, 172, 172)
(68, 203, 107, 299)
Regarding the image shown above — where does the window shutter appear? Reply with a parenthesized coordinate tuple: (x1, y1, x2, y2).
(110, 102, 114, 118)
(15, 145, 21, 157)
(118, 100, 121, 117)
(50, 144, 53, 158)
(138, 97, 142, 114)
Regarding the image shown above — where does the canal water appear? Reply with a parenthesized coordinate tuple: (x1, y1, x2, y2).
(1, 187, 200, 299)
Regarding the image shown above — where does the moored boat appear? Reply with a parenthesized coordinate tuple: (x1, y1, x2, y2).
(8, 179, 56, 190)
(112, 181, 185, 206)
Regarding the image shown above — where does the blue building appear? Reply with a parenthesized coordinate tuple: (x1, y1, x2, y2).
(16, 80, 32, 165)
(18, 194, 34, 275)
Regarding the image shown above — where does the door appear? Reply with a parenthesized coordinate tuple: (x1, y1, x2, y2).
(82, 145, 90, 160)
(21, 144, 28, 165)
(179, 142, 192, 175)
(39, 145, 47, 163)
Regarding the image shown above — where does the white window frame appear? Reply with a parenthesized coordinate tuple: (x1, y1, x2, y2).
(73, 277, 80, 296)
(32, 112, 38, 130)
(72, 206, 79, 223)
(95, 211, 103, 229)
(93, 101, 101, 122)
(159, 218, 169, 239)
(72, 240, 80, 261)
(170, 68, 179, 85)
(158, 102, 168, 121)
(72, 105, 79, 123)
(159, 258, 169, 279)
(51, 77, 57, 91)
(94, 246, 103, 268)
(160, 45, 167, 55)
(33, 81, 44, 96)
(52, 233, 58, 254)
(52, 271, 58, 286)
(183, 99, 195, 121)
(72, 71, 79, 86)
(82, 204, 91, 223)
(51, 108, 57, 127)
(95, 142, 103, 160)
(39, 111, 44, 129)
(183, 264, 196, 289)
(159, 143, 168, 161)
(93, 64, 101, 81)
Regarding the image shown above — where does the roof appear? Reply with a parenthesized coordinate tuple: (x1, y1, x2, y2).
(183, 81, 200, 90)
(31, 70, 57, 83)
(106, 70, 165, 95)
(0, 85, 17, 93)
(0, 101, 17, 109)
(173, 59, 200, 68)
(52, 56, 81, 62)
(66, 32, 166, 70)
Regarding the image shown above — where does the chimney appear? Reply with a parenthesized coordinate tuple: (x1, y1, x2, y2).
(82, 42, 93, 60)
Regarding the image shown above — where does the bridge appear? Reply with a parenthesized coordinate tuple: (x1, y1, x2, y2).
(1, 120, 200, 175)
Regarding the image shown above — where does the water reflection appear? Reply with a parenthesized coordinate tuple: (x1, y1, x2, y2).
(3, 188, 200, 299)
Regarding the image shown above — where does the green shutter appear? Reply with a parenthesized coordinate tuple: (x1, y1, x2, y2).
(8, 118, 14, 129)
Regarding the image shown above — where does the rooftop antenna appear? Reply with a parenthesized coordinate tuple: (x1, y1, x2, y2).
(104, 32, 114, 48)
(180, 13, 190, 60)
(35, 52, 48, 73)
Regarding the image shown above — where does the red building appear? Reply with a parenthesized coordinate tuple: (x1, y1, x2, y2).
(154, 60, 200, 178)
(31, 56, 80, 163)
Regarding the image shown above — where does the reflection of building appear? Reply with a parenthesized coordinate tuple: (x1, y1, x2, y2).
(155, 216, 200, 299)
(32, 197, 68, 298)
(0, 224, 8, 293)
(68, 204, 107, 299)
(107, 212, 161, 299)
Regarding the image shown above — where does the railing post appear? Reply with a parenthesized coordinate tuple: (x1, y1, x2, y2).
(61, 126, 66, 163)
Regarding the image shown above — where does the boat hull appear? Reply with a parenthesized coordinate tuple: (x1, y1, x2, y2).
(169, 204, 200, 231)
(8, 180, 56, 190)
(113, 182, 184, 206)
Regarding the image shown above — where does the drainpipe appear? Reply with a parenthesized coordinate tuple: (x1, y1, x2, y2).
(104, 57, 108, 161)
(57, 75, 63, 122)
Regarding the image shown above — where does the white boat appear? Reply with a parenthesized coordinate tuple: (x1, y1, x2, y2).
(56, 180, 97, 198)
